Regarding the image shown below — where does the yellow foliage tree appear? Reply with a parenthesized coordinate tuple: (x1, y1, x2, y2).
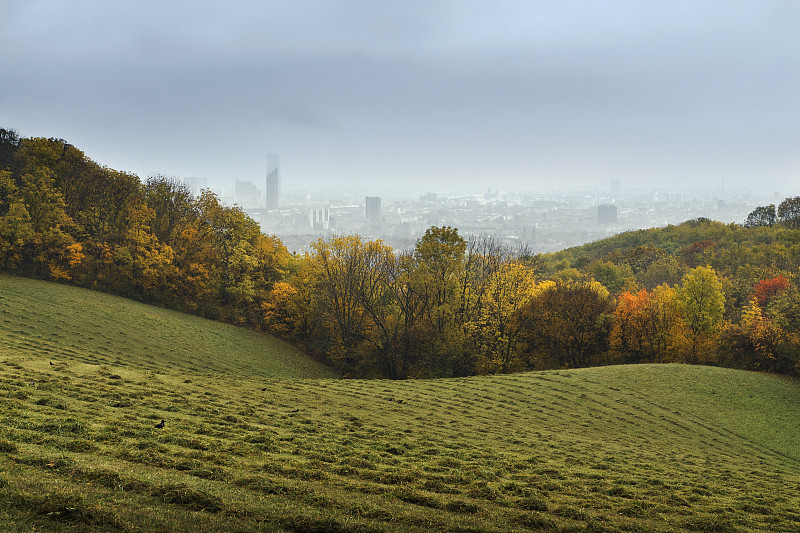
(471, 261, 537, 374)
(676, 265, 726, 363)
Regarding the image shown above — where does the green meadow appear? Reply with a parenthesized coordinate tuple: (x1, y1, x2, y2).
(2, 275, 800, 532)
(0, 274, 335, 379)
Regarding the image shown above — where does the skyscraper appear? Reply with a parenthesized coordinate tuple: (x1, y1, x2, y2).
(266, 154, 280, 210)
(365, 196, 381, 222)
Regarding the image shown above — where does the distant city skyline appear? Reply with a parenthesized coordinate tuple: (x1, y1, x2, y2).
(249, 182, 777, 255)
(2, 1, 798, 191)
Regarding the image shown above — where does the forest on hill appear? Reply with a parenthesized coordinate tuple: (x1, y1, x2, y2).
(2, 128, 800, 379)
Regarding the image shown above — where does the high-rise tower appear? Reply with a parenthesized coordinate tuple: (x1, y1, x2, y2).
(266, 154, 280, 210)
(365, 196, 381, 222)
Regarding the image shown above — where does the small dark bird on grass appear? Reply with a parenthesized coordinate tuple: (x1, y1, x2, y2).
(154, 420, 165, 429)
(50, 361, 54, 366)
(261, 387, 267, 391)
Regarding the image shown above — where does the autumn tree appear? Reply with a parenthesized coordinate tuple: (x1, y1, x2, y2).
(349, 237, 402, 377)
(415, 226, 466, 331)
(144, 175, 194, 243)
(469, 260, 537, 374)
(0, 159, 84, 280)
(610, 285, 686, 363)
(0, 170, 33, 270)
(413, 226, 471, 375)
(18, 168, 71, 234)
(636, 255, 683, 290)
(718, 298, 785, 372)
(676, 265, 726, 362)
(681, 240, 715, 268)
(306, 234, 383, 373)
(264, 253, 329, 350)
(517, 279, 614, 368)
(116, 199, 175, 295)
(610, 289, 652, 363)
(753, 275, 789, 312)
(623, 245, 668, 274)
(459, 234, 506, 325)
(81, 168, 141, 243)
(195, 190, 263, 308)
(0, 129, 21, 176)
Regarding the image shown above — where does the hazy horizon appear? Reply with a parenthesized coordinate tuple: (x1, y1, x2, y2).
(2, 1, 798, 192)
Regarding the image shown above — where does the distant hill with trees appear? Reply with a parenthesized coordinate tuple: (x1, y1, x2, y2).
(2, 128, 800, 378)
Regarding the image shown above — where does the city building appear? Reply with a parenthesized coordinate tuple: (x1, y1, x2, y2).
(309, 206, 330, 231)
(598, 204, 618, 224)
(235, 179, 261, 207)
(366, 196, 381, 222)
(266, 153, 280, 210)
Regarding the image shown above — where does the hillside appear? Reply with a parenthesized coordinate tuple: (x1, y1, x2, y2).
(3, 132, 800, 378)
(1, 314, 799, 533)
(0, 274, 336, 379)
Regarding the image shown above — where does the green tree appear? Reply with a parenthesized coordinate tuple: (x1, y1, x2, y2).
(0, 128, 20, 171)
(586, 259, 633, 295)
(744, 204, 776, 228)
(636, 255, 684, 290)
(777, 196, 800, 229)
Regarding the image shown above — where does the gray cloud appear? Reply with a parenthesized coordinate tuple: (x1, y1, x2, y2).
(2, 0, 798, 192)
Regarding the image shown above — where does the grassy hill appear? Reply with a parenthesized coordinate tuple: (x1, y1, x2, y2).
(1, 277, 800, 531)
(0, 274, 336, 379)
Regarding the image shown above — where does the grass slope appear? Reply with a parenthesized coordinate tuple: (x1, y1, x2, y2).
(2, 278, 800, 532)
(0, 274, 336, 379)
(1, 363, 799, 532)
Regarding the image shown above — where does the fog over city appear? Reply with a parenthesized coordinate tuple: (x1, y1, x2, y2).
(2, 0, 799, 195)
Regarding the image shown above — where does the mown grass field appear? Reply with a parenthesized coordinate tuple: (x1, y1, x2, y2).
(0, 274, 336, 379)
(2, 276, 800, 532)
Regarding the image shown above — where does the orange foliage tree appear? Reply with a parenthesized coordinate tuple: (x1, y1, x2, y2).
(753, 275, 789, 312)
(610, 285, 687, 363)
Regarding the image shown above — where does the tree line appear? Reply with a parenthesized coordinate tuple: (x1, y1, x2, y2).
(2, 130, 800, 378)
(0, 131, 288, 326)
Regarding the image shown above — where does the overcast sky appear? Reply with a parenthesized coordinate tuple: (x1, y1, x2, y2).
(2, 0, 798, 194)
